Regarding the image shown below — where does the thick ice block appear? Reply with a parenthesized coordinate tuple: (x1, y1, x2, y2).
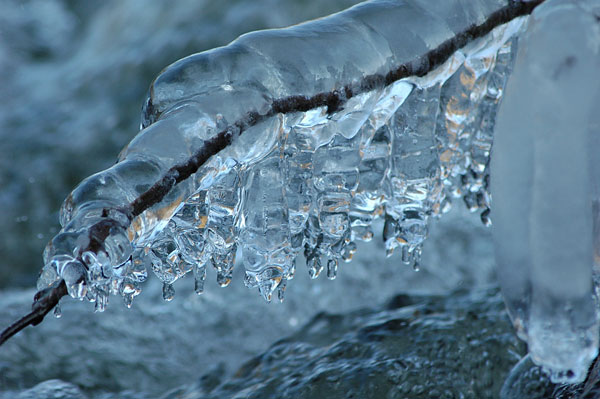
(492, 0, 600, 383)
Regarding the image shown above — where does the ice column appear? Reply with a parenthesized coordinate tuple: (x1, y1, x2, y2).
(171, 191, 210, 295)
(205, 163, 242, 288)
(283, 110, 322, 264)
(492, 0, 600, 383)
(384, 85, 442, 267)
(241, 147, 293, 302)
(306, 124, 362, 279)
(350, 81, 413, 244)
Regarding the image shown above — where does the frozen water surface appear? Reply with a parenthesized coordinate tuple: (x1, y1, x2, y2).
(1, 0, 599, 397)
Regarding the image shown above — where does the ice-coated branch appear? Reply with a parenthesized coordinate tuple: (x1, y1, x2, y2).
(1, 0, 544, 349)
(134, 0, 543, 220)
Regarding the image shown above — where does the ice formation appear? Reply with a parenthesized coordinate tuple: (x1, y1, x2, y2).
(27, 0, 600, 385)
(492, 0, 600, 383)
(37, 0, 529, 303)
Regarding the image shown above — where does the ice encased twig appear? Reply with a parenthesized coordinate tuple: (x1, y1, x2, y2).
(492, 0, 600, 383)
(37, 1, 529, 306)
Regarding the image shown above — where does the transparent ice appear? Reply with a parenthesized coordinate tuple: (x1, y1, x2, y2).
(31, 0, 600, 386)
(38, 10, 523, 304)
(492, 0, 600, 384)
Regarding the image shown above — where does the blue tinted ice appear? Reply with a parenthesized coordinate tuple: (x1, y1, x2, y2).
(492, 0, 600, 383)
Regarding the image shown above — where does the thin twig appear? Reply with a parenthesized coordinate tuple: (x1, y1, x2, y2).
(0, 280, 67, 347)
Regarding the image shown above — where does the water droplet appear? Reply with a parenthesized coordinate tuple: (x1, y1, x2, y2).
(287, 261, 296, 280)
(53, 305, 62, 318)
(341, 242, 357, 263)
(216, 271, 231, 287)
(412, 260, 420, 272)
(194, 265, 206, 294)
(480, 208, 492, 226)
(162, 283, 175, 301)
(401, 245, 411, 265)
(277, 279, 287, 303)
(307, 256, 322, 279)
(94, 294, 107, 312)
(62, 260, 88, 299)
(212, 252, 235, 287)
(327, 258, 338, 280)
(123, 293, 134, 308)
(258, 282, 274, 302)
(120, 282, 140, 308)
(463, 193, 478, 212)
(440, 198, 452, 214)
(412, 246, 422, 271)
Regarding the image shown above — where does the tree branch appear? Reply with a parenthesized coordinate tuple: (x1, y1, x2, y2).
(0, 280, 67, 347)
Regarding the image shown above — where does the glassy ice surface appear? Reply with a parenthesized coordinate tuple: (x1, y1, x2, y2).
(492, 0, 600, 384)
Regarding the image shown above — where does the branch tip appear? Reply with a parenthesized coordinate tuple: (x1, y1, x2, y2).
(0, 280, 67, 347)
